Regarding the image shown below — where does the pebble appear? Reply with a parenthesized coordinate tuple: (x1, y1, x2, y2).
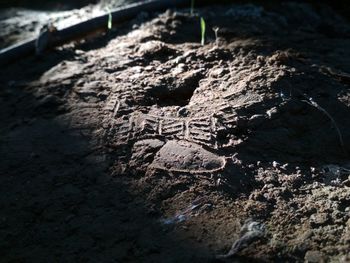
(304, 250, 326, 263)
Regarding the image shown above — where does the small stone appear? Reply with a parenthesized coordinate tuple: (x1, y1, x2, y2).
(304, 250, 326, 263)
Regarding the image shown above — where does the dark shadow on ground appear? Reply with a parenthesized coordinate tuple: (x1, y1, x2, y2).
(0, 60, 213, 263)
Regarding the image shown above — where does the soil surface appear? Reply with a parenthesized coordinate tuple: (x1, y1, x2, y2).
(1, 2, 350, 262)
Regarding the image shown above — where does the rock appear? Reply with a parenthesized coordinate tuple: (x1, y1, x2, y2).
(137, 40, 176, 59)
(304, 250, 326, 263)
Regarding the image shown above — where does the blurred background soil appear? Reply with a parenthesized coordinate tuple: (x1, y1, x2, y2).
(0, 0, 349, 50)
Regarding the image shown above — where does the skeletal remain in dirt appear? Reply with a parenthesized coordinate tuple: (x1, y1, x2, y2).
(216, 219, 265, 259)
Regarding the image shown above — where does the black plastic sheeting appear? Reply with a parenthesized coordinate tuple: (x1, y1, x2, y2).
(0, 0, 188, 66)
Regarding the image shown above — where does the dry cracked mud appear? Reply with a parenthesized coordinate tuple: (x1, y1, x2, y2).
(1, 2, 350, 262)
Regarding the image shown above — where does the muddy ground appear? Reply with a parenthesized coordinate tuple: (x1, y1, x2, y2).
(1, 2, 350, 262)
